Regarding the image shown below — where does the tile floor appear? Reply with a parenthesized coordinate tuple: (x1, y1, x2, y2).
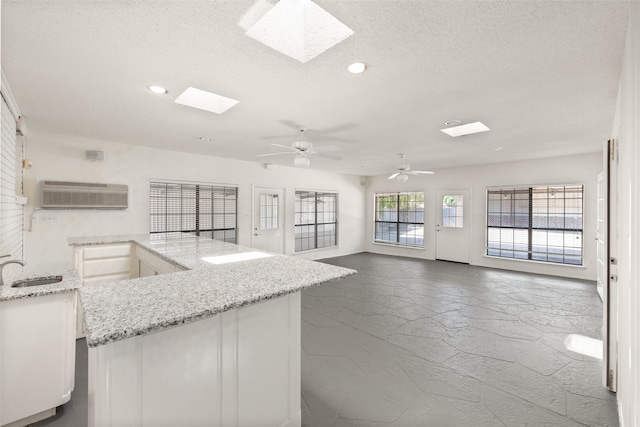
(33, 252, 617, 426)
(302, 253, 617, 426)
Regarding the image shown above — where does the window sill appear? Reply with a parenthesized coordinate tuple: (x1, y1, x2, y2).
(372, 242, 425, 250)
(483, 254, 586, 269)
(294, 245, 339, 255)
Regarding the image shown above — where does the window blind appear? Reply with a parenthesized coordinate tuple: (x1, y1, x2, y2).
(0, 98, 24, 281)
(150, 181, 238, 243)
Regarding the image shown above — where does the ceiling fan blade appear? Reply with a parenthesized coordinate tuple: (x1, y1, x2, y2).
(278, 120, 305, 130)
(308, 135, 356, 144)
(261, 134, 296, 140)
(312, 123, 357, 135)
(270, 143, 296, 150)
(256, 151, 296, 157)
(312, 145, 341, 153)
(314, 152, 343, 161)
(407, 170, 435, 175)
(388, 172, 400, 180)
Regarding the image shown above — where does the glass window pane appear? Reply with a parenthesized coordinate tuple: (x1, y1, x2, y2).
(442, 194, 463, 228)
(486, 185, 583, 265)
(295, 191, 338, 252)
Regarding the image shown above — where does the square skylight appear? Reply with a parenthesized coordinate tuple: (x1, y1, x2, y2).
(245, 0, 354, 63)
(174, 87, 239, 114)
(440, 121, 490, 137)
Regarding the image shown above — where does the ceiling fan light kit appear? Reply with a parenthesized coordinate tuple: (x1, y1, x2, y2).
(294, 156, 311, 168)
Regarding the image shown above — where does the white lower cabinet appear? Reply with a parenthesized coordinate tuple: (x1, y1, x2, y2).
(0, 292, 76, 427)
(74, 243, 134, 338)
(88, 292, 301, 427)
(74, 243, 185, 338)
(134, 246, 183, 277)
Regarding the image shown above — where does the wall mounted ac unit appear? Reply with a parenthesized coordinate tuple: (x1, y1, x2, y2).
(40, 181, 128, 209)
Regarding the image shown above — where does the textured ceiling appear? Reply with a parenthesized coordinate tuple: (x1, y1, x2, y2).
(1, 1, 630, 176)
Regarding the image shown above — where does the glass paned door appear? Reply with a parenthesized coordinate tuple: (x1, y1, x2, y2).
(436, 190, 471, 263)
(253, 187, 284, 254)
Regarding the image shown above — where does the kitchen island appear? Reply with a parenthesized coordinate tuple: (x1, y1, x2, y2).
(69, 234, 356, 427)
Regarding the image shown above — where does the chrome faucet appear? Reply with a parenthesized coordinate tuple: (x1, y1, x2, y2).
(0, 259, 26, 286)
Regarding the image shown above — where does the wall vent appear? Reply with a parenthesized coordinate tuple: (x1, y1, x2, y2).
(40, 181, 128, 209)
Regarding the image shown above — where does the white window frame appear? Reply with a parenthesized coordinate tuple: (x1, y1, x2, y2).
(485, 184, 584, 266)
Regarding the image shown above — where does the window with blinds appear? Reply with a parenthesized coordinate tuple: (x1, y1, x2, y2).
(1, 97, 24, 283)
(295, 191, 337, 252)
(374, 192, 424, 248)
(150, 181, 238, 243)
(486, 185, 583, 265)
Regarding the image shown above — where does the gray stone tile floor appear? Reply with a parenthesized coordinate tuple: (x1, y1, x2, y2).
(32, 252, 617, 426)
(303, 253, 618, 426)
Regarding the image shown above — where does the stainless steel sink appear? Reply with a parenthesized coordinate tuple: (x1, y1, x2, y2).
(11, 276, 63, 288)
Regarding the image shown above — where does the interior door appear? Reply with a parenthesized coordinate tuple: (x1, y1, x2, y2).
(435, 189, 471, 263)
(603, 140, 617, 391)
(252, 187, 284, 254)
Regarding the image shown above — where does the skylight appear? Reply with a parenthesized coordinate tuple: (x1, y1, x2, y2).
(174, 87, 239, 114)
(441, 121, 490, 137)
(245, 0, 354, 63)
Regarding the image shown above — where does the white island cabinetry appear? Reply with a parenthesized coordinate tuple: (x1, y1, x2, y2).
(89, 292, 301, 427)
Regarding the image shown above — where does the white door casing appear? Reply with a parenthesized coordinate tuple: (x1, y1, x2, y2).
(252, 187, 284, 254)
(435, 189, 471, 264)
(603, 140, 618, 392)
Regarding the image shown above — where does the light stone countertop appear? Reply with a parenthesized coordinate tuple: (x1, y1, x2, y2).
(69, 234, 356, 348)
(0, 270, 80, 302)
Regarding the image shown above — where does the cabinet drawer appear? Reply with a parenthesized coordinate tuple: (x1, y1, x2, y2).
(83, 244, 131, 260)
(83, 257, 131, 277)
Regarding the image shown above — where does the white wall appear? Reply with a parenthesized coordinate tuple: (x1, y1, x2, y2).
(610, 3, 639, 426)
(365, 152, 601, 281)
(22, 132, 366, 273)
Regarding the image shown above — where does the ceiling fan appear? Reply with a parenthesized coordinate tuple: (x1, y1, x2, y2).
(262, 120, 356, 143)
(257, 129, 342, 168)
(388, 154, 435, 182)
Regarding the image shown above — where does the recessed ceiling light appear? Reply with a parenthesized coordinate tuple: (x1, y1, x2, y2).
(444, 120, 461, 126)
(175, 87, 239, 114)
(440, 121, 490, 137)
(147, 85, 168, 95)
(347, 62, 367, 74)
(494, 146, 504, 151)
(199, 137, 213, 142)
(245, 0, 354, 63)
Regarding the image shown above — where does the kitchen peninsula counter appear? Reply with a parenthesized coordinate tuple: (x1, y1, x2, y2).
(68, 234, 356, 427)
(70, 234, 355, 347)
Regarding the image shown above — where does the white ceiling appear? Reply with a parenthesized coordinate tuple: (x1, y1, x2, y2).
(1, 1, 630, 176)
